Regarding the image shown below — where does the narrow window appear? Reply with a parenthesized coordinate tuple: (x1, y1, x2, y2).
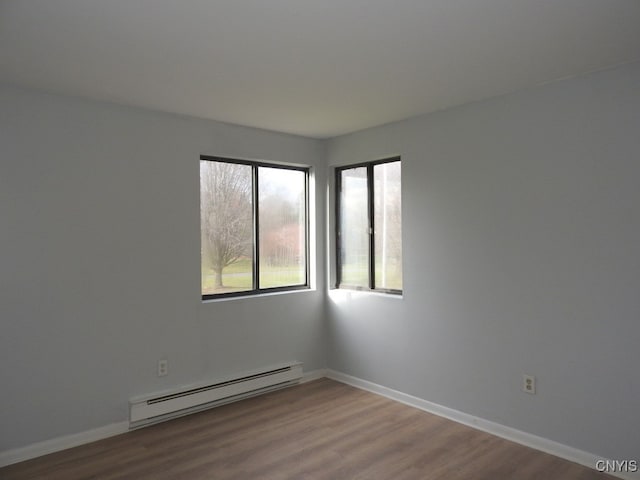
(200, 156, 309, 299)
(336, 158, 402, 294)
(258, 166, 307, 289)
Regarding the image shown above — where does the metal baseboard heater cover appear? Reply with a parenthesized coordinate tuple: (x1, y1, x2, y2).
(129, 361, 303, 428)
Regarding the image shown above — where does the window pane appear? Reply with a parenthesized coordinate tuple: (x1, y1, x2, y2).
(258, 167, 306, 288)
(339, 167, 369, 287)
(374, 161, 402, 290)
(200, 160, 253, 295)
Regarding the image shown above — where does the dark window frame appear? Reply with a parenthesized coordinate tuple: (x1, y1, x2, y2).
(201, 155, 310, 300)
(335, 157, 402, 295)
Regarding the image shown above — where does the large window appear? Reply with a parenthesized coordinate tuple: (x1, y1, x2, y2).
(200, 156, 309, 299)
(336, 158, 402, 293)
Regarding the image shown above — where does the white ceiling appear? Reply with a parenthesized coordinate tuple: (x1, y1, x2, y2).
(1, 1, 639, 138)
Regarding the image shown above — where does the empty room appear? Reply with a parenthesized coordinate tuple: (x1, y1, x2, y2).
(1, 1, 639, 479)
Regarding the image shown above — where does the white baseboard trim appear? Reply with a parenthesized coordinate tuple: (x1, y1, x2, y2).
(0, 421, 129, 468)
(300, 368, 328, 383)
(326, 369, 639, 480)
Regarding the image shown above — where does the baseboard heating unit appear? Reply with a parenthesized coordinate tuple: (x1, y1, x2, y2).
(129, 361, 303, 428)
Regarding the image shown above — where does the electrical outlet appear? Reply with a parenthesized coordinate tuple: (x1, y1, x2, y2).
(158, 359, 168, 377)
(522, 374, 536, 394)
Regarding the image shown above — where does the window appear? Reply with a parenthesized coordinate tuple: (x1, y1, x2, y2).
(200, 156, 309, 299)
(336, 158, 402, 293)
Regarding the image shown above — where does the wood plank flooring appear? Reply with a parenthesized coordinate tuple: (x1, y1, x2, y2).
(0, 378, 616, 479)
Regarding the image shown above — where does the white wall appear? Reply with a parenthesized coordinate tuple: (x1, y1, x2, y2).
(0, 85, 326, 451)
(326, 62, 640, 460)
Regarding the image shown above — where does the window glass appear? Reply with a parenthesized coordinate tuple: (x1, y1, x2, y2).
(337, 159, 402, 294)
(374, 161, 402, 291)
(339, 166, 369, 288)
(200, 157, 309, 299)
(201, 160, 253, 295)
(259, 167, 306, 288)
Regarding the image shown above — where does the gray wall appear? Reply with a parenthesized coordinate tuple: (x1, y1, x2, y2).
(326, 62, 640, 460)
(0, 85, 326, 451)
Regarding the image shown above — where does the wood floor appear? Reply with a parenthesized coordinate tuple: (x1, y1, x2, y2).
(1, 378, 616, 480)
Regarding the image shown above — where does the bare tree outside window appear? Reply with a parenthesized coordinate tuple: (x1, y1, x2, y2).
(200, 157, 309, 298)
(200, 160, 253, 294)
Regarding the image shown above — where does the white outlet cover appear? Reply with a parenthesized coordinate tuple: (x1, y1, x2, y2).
(523, 374, 536, 394)
(158, 359, 168, 377)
